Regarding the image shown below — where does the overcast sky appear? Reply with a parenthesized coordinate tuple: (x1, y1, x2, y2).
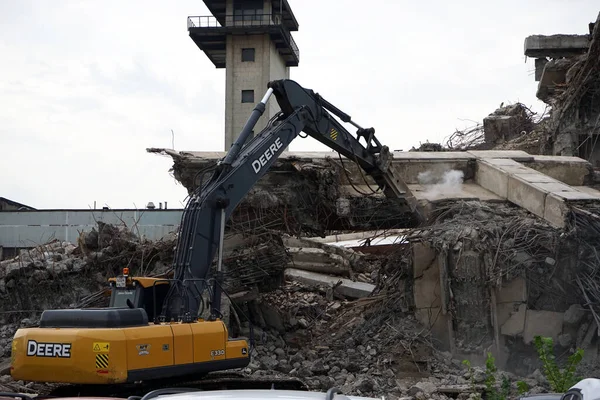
(1, 1, 598, 209)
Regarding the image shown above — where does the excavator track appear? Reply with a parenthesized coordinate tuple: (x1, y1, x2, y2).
(41, 372, 308, 398)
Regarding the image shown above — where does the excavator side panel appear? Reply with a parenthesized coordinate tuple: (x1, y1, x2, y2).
(122, 325, 174, 371)
(11, 321, 249, 384)
(11, 326, 129, 384)
(171, 323, 194, 365)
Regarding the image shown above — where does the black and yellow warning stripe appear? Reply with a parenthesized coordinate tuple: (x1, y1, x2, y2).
(95, 353, 109, 369)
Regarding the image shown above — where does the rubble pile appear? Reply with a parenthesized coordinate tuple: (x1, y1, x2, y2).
(148, 148, 416, 235)
(236, 279, 551, 399)
(412, 201, 560, 289)
(444, 103, 545, 153)
(220, 232, 290, 292)
(0, 223, 177, 357)
(0, 212, 570, 398)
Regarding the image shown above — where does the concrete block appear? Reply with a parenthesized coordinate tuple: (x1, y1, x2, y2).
(284, 268, 374, 299)
(476, 160, 509, 198)
(529, 155, 591, 186)
(414, 263, 441, 309)
(501, 304, 527, 336)
(483, 115, 529, 145)
(288, 248, 349, 270)
(286, 260, 349, 276)
(412, 243, 437, 278)
(544, 191, 600, 228)
(496, 277, 527, 304)
(542, 193, 567, 229)
(508, 176, 574, 218)
(523, 309, 563, 344)
(524, 34, 590, 58)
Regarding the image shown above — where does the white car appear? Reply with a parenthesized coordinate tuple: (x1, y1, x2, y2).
(562, 379, 600, 400)
(135, 389, 382, 400)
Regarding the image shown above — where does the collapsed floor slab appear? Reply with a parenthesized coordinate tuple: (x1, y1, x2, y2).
(284, 268, 375, 299)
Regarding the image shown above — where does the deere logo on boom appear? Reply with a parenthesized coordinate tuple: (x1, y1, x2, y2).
(252, 137, 283, 174)
(27, 340, 71, 358)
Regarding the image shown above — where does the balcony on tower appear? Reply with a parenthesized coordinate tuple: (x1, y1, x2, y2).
(188, 0, 300, 68)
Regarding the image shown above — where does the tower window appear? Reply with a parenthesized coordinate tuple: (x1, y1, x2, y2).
(241, 90, 254, 103)
(234, 0, 263, 22)
(242, 48, 255, 62)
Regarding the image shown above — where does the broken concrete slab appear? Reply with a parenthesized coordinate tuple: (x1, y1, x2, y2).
(482, 108, 534, 147)
(524, 34, 590, 58)
(523, 309, 563, 344)
(475, 157, 600, 227)
(283, 236, 366, 272)
(508, 176, 574, 218)
(287, 247, 350, 276)
(284, 268, 375, 299)
(286, 260, 349, 276)
(544, 191, 600, 228)
(528, 155, 592, 186)
(475, 160, 511, 198)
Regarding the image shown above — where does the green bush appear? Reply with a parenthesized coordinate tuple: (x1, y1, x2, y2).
(463, 353, 528, 400)
(533, 336, 583, 392)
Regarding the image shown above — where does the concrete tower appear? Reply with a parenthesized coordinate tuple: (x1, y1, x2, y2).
(188, 0, 300, 150)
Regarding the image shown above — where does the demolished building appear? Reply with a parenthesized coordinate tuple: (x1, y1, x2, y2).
(146, 146, 600, 373)
(525, 13, 600, 164)
(3, 13, 600, 399)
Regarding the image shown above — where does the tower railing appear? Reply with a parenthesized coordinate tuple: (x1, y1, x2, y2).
(187, 14, 300, 62)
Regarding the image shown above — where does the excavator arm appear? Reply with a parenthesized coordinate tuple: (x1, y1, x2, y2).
(163, 79, 420, 322)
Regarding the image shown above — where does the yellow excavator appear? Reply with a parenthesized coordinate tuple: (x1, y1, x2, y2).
(10, 79, 419, 386)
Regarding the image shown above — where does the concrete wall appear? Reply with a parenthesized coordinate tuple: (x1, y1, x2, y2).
(0, 209, 182, 250)
(412, 243, 573, 366)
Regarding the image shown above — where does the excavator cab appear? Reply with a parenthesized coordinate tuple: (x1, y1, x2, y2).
(107, 269, 171, 322)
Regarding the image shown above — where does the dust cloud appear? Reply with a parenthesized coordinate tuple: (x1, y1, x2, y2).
(417, 169, 464, 198)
